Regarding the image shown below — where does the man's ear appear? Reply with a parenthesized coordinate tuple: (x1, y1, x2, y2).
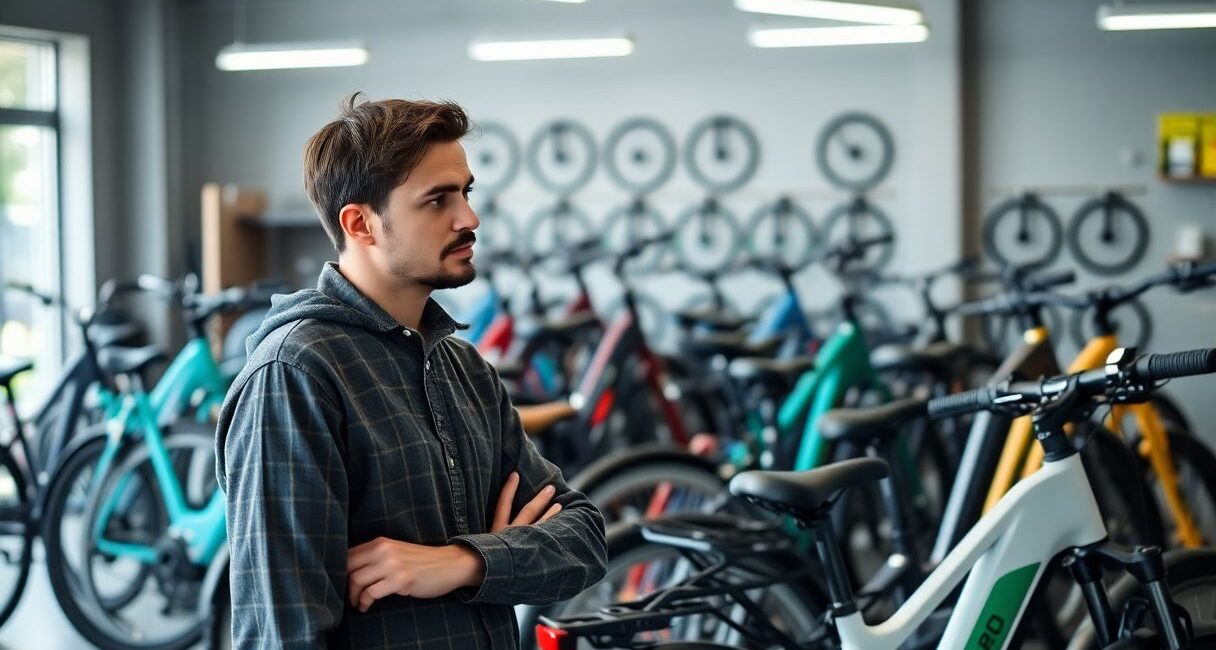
(339, 204, 377, 247)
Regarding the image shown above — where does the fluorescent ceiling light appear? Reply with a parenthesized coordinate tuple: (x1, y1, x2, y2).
(215, 42, 369, 71)
(1097, 2, 1216, 30)
(735, 0, 923, 25)
(469, 37, 633, 61)
(750, 23, 928, 47)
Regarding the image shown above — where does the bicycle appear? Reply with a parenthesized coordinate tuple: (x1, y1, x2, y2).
(40, 278, 277, 650)
(536, 345, 1216, 650)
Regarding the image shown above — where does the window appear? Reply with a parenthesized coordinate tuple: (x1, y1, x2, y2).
(0, 37, 61, 414)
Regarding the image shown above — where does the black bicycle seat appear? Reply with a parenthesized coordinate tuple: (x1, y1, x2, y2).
(674, 307, 751, 332)
(817, 398, 928, 446)
(870, 341, 972, 376)
(89, 321, 143, 349)
(728, 356, 815, 388)
(535, 312, 599, 340)
(98, 345, 165, 377)
(729, 458, 890, 520)
(0, 357, 33, 387)
(681, 332, 781, 362)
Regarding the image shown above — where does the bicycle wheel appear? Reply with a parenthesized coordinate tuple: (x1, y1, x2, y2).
(527, 119, 597, 195)
(72, 433, 216, 650)
(581, 460, 730, 527)
(0, 448, 33, 630)
(815, 111, 895, 192)
(602, 200, 669, 272)
(604, 117, 677, 195)
(524, 516, 826, 649)
(683, 115, 760, 194)
(1067, 549, 1216, 649)
(982, 193, 1064, 271)
(1067, 193, 1150, 276)
(467, 121, 522, 195)
(674, 199, 744, 273)
(820, 197, 896, 272)
(1070, 299, 1153, 352)
(526, 200, 594, 259)
(473, 199, 520, 257)
(746, 196, 818, 271)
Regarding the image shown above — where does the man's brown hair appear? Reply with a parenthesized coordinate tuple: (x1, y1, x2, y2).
(303, 93, 470, 251)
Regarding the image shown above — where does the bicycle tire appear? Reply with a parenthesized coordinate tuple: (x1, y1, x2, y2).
(815, 111, 895, 192)
(474, 199, 521, 257)
(71, 433, 216, 650)
(526, 119, 597, 195)
(1151, 392, 1193, 438)
(582, 459, 729, 527)
(467, 121, 522, 195)
(525, 201, 594, 259)
(0, 447, 33, 631)
(1068, 549, 1216, 649)
(674, 199, 744, 274)
(41, 436, 183, 650)
(604, 117, 678, 195)
(820, 198, 896, 272)
(1067, 193, 1150, 277)
(982, 193, 1064, 271)
(601, 200, 670, 273)
(746, 196, 818, 271)
(1069, 298, 1153, 352)
(683, 115, 761, 194)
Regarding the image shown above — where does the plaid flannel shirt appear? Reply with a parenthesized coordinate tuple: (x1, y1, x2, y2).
(215, 263, 607, 649)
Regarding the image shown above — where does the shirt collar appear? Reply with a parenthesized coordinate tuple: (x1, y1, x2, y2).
(317, 262, 463, 343)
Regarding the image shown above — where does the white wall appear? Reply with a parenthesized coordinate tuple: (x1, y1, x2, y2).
(973, 0, 1216, 431)
(175, 0, 962, 333)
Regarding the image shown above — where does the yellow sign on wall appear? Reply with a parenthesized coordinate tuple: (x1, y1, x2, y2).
(1159, 112, 1216, 180)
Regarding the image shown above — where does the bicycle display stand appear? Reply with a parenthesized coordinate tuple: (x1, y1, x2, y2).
(526, 119, 598, 259)
(601, 117, 678, 273)
(982, 185, 1151, 276)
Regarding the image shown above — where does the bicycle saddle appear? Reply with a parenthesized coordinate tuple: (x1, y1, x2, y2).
(870, 340, 972, 375)
(728, 355, 815, 388)
(817, 397, 928, 446)
(0, 357, 33, 387)
(674, 307, 751, 332)
(729, 457, 890, 520)
(517, 400, 577, 436)
(534, 312, 599, 340)
(89, 321, 144, 349)
(681, 331, 781, 362)
(98, 345, 165, 377)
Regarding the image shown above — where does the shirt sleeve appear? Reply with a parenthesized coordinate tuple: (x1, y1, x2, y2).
(221, 361, 349, 649)
(451, 367, 607, 606)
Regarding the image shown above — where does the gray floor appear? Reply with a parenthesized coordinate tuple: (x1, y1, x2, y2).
(0, 548, 95, 649)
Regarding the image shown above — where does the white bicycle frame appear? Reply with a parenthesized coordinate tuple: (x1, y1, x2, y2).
(833, 451, 1107, 650)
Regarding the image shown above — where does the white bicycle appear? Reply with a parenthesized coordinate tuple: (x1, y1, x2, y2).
(536, 346, 1216, 649)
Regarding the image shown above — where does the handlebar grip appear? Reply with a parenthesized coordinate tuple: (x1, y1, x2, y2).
(927, 387, 994, 420)
(1030, 269, 1075, 291)
(1133, 348, 1216, 382)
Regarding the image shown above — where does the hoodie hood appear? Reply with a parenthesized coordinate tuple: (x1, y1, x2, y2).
(243, 262, 459, 356)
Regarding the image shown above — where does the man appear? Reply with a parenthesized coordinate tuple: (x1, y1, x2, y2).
(215, 94, 607, 649)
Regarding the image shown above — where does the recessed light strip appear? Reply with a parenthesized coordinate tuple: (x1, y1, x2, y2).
(735, 0, 923, 25)
(1098, 3, 1216, 30)
(749, 23, 929, 47)
(215, 42, 369, 71)
(469, 37, 633, 61)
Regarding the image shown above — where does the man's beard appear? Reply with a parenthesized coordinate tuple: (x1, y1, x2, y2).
(383, 224, 477, 290)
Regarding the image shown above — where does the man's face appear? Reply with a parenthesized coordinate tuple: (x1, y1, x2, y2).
(374, 140, 479, 290)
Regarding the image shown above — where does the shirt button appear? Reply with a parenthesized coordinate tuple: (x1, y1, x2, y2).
(447, 456, 455, 469)
(403, 329, 411, 337)
(424, 360, 431, 371)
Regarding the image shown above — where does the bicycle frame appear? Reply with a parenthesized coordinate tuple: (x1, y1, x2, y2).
(459, 284, 500, 344)
(834, 451, 1107, 650)
(776, 320, 886, 471)
(750, 290, 816, 358)
(1014, 333, 1205, 547)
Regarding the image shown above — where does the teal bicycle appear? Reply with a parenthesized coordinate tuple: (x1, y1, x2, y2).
(41, 278, 274, 650)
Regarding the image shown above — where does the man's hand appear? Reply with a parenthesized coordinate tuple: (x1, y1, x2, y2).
(346, 473, 561, 612)
(492, 471, 561, 532)
(346, 539, 483, 612)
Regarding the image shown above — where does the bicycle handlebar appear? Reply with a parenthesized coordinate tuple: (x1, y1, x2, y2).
(927, 346, 1216, 419)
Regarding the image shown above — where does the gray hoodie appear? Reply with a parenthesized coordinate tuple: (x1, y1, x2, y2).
(215, 262, 606, 649)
